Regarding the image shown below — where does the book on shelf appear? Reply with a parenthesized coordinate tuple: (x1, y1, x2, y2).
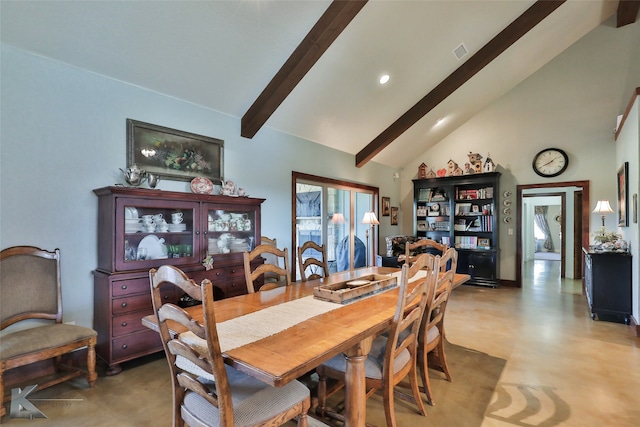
(455, 235, 478, 249)
(455, 203, 472, 215)
(456, 187, 494, 200)
(418, 188, 432, 202)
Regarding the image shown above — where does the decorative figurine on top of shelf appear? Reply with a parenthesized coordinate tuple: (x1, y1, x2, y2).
(483, 153, 496, 172)
(446, 159, 458, 176)
(221, 180, 236, 196)
(467, 152, 483, 173)
(145, 172, 160, 189)
(418, 163, 428, 179)
(436, 168, 447, 177)
(426, 168, 437, 178)
(464, 162, 475, 174)
(120, 164, 145, 187)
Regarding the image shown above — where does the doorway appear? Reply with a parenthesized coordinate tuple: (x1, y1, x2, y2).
(516, 180, 590, 288)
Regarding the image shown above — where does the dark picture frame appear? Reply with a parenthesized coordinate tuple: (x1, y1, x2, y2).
(390, 207, 398, 225)
(381, 197, 391, 216)
(617, 162, 629, 227)
(127, 119, 224, 183)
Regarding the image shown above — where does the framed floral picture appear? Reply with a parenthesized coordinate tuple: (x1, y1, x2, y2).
(617, 162, 629, 226)
(127, 119, 224, 183)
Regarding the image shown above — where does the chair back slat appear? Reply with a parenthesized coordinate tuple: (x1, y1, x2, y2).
(403, 239, 448, 269)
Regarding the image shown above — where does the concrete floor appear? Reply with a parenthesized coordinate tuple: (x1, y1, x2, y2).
(2, 260, 638, 426)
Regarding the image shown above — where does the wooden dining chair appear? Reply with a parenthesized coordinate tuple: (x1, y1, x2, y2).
(0, 246, 97, 418)
(297, 241, 329, 281)
(401, 238, 448, 269)
(149, 265, 310, 427)
(416, 268, 456, 406)
(316, 253, 438, 427)
(260, 236, 282, 284)
(243, 244, 291, 293)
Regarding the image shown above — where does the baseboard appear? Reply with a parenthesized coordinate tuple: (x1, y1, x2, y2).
(631, 314, 640, 337)
(499, 279, 518, 287)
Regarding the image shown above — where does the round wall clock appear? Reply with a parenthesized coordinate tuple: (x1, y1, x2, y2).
(532, 148, 569, 178)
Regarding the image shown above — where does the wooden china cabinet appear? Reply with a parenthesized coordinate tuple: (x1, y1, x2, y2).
(93, 186, 264, 374)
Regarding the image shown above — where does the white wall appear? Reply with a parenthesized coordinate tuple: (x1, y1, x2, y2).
(0, 44, 401, 328)
(616, 92, 639, 325)
(399, 18, 640, 282)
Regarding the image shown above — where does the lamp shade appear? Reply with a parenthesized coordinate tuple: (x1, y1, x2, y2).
(331, 212, 346, 224)
(592, 200, 614, 214)
(361, 211, 379, 225)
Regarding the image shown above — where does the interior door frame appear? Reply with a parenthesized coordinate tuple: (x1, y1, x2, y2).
(523, 192, 566, 277)
(516, 180, 590, 288)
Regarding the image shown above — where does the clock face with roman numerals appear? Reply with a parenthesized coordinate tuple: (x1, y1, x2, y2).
(532, 148, 569, 178)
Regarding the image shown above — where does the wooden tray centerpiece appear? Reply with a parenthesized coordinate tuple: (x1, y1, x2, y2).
(313, 274, 397, 304)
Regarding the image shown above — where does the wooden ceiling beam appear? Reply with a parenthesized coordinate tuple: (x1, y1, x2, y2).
(355, 0, 566, 168)
(241, 0, 368, 139)
(617, 0, 640, 27)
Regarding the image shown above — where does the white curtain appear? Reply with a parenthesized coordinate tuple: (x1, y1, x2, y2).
(534, 206, 554, 252)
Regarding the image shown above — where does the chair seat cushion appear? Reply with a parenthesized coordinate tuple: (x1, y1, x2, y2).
(320, 335, 410, 380)
(0, 323, 97, 360)
(183, 365, 310, 426)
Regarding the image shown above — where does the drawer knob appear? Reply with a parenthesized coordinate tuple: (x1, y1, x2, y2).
(231, 269, 236, 274)
(122, 344, 128, 349)
(121, 285, 127, 290)
(216, 272, 221, 276)
(231, 283, 236, 287)
(121, 322, 128, 327)
(121, 302, 127, 308)
(164, 295, 169, 300)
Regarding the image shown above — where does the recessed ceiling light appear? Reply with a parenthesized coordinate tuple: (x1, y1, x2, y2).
(379, 74, 390, 85)
(435, 118, 446, 127)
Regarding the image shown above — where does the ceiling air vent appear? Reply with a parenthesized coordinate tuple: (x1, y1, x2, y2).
(453, 43, 468, 61)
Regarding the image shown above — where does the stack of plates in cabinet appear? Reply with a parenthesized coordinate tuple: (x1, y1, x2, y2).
(229, 238, 249, 253)
(208, 238, 219, 254)
(168, 223, 186, 232)
(125, 219, 142, 233)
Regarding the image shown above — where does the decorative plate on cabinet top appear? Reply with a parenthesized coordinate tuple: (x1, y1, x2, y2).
(191, 177, 214, 194)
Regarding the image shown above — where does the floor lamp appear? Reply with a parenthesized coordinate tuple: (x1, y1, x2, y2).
(361, 211, 379, 267)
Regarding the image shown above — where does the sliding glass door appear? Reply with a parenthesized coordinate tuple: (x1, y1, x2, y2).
(293, 172, 378, 280)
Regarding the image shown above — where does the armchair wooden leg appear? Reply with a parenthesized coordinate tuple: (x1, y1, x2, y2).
(87, 340, 97, 387)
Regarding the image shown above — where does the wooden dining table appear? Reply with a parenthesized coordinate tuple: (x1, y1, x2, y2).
(142, 266, 470, 427)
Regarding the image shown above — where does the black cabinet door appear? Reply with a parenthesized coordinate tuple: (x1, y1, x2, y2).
(457, 250, 498, 287)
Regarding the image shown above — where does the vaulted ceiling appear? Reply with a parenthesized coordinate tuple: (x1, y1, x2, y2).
(1, 0, 637, 169)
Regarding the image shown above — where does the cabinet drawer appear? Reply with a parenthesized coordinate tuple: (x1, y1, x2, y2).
(112, 277, 151, 297)
(226, 277, 247, 297)
(112, 310, 153, 337)
(112, 329, 162, 361)
(112, 289, 174, 315)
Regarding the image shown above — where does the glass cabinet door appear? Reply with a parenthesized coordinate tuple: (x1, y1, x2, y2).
(116, 198, 200, 271)
(204, 204, 258, 256)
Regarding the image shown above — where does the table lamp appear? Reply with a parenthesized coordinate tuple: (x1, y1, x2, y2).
(361, 211, 379, 267)
(592, 200, 613, 228)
